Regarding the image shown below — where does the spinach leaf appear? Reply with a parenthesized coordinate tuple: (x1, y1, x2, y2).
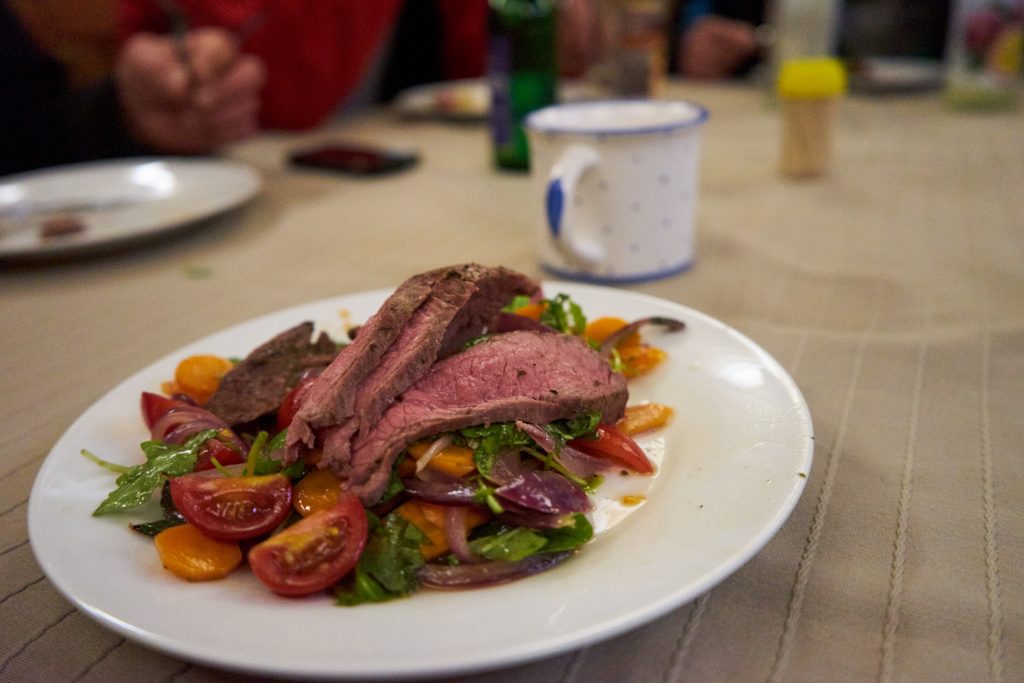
(539, 293, 587, 336)
(545, 411, 600, 446)
(249, 429, 305, 480)
(335, 512, 428, 606)
(130, 518, 184, 537)
(502, 294, 533, 312)
(375, 464, 406, 506)
(469, 527, 547, 561)
(460, 422, 533, 476)
(334, 565, 395, 606)
(92, 429, 217, 516)
(467, 513, 593, 561)
(460, 413, 598, 478)
(538, 513, 593, 552)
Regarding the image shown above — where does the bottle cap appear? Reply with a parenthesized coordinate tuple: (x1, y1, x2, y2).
(777, 58, 847, 99)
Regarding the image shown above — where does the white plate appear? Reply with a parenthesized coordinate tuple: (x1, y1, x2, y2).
(0, 158, 261, 260)
(392, 79, 601, 122)
(394, 79, 491, 121)
(28, 283, 813, 680)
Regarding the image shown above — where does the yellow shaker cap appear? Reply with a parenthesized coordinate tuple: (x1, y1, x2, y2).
(777, 58, 847, 99)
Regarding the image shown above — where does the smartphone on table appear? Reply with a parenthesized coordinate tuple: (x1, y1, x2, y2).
(289, 143, 418, 176)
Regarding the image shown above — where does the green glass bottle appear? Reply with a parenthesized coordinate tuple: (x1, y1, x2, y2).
(487, 0, 557, 171)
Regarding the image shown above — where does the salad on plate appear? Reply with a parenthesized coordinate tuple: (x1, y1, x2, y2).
(86, 264, 684, 603)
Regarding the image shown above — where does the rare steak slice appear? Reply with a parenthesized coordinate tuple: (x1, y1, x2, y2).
(286, 264, 541, 466)
(203, 322, 338, 426)
(344, 330, 628, 504)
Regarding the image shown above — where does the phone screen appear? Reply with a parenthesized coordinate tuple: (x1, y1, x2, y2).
(289, 145, 418, 175)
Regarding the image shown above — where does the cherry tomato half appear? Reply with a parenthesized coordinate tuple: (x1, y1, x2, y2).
(569, 424, 655, 474)
(169, 472, 293, 541)
(276, 375, 318, 433)
(193, 438, 246, 472)
(248, 493, 368, 597)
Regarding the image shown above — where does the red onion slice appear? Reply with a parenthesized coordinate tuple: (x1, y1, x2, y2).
(496, 471, 591, 514)
(486, 448, 529, 485)
(150, 404, 244, 454)
(402, 475, 479, 506)
(163, 417, 232, 445)
(600, 316, 686, 356)
(415, 435, 454, 476)
(417, 551, 573, 589)
(150, 410, 201, 442)
(516, 420, 607, 478)
(152, 408, 227, 443)
(552, 443, 609, 479)
(516, 421, 555, 451)
(497, 501, 575, 529)
(443, 505, 478, 564)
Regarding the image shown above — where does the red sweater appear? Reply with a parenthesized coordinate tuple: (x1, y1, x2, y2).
(117, 0, 486, 129)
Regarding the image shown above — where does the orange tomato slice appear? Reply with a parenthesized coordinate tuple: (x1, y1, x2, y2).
(616, 403, 675, 435)
(154, 523, 242, 581)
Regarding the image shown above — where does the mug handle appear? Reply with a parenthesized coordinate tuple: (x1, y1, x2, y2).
(545, 144, 604, 265)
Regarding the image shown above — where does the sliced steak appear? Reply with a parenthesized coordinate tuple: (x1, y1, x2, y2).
(344, 330, 628, 504)
(286, 264, 541, 467)
(203, 322, 338, 425)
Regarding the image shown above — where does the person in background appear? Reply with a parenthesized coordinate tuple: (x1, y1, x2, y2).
(672, 0, 764, 79)
(115, 0, 486, 137)
(1, 0, 268, 175)
(671, 0, 950, 79)
(1, 1, 486, 176)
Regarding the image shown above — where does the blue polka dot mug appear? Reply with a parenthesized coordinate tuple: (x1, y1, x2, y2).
(525, 100, 708, 283)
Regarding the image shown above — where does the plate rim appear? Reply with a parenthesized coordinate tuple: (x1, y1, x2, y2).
(0, 156, 262, 261)
(27, 282, 813, 679)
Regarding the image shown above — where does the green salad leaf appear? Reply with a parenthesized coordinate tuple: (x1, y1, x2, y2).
(459, 412, 599, 479)
(535, 513, 594, 552)
(469, 513, 593, 561)
(502, 294, 533, 312)
(91, 429, 218, 516)
(335, 512, 428, 606)
(247, 429, 305, 480)
(545, 411, 600, 446)
(502, 292, 588, 336)
(469, 526, 547, 561)
(130, 518, 184, 537)
(460, 422, 533, 476)
(539, 293, 587, 336)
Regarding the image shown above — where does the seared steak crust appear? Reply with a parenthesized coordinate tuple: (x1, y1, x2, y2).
(345, 330, 628, 503)
(204, 322, 337, 425)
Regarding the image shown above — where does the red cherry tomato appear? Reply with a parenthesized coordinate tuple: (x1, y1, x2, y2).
(276, 376, 318, 433)
(569, 424, 654, 474)
(169, 472, 293, 541)
(248, 493, 368, 597)
(194, 438, 246, 472)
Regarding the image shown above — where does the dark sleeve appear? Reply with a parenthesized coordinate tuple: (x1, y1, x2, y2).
(0, 5, 152, 177)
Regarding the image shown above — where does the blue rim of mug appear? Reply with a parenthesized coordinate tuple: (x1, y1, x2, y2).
(525, 100, 709, 137)
(540, 259, 695, 285)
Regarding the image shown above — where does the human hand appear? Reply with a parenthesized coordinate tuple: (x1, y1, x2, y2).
(115, 27, 266, 154)
(677, 16, 759, 79)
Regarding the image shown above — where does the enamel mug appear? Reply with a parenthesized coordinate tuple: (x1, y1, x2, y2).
(525, 100, 708, 283)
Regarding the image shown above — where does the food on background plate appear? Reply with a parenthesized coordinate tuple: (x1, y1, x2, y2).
(40, 213, 87, 240)
(86, 264, 683, 603)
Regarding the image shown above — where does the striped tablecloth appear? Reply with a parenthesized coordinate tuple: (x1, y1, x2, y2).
(2, 81, 1021, 682)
